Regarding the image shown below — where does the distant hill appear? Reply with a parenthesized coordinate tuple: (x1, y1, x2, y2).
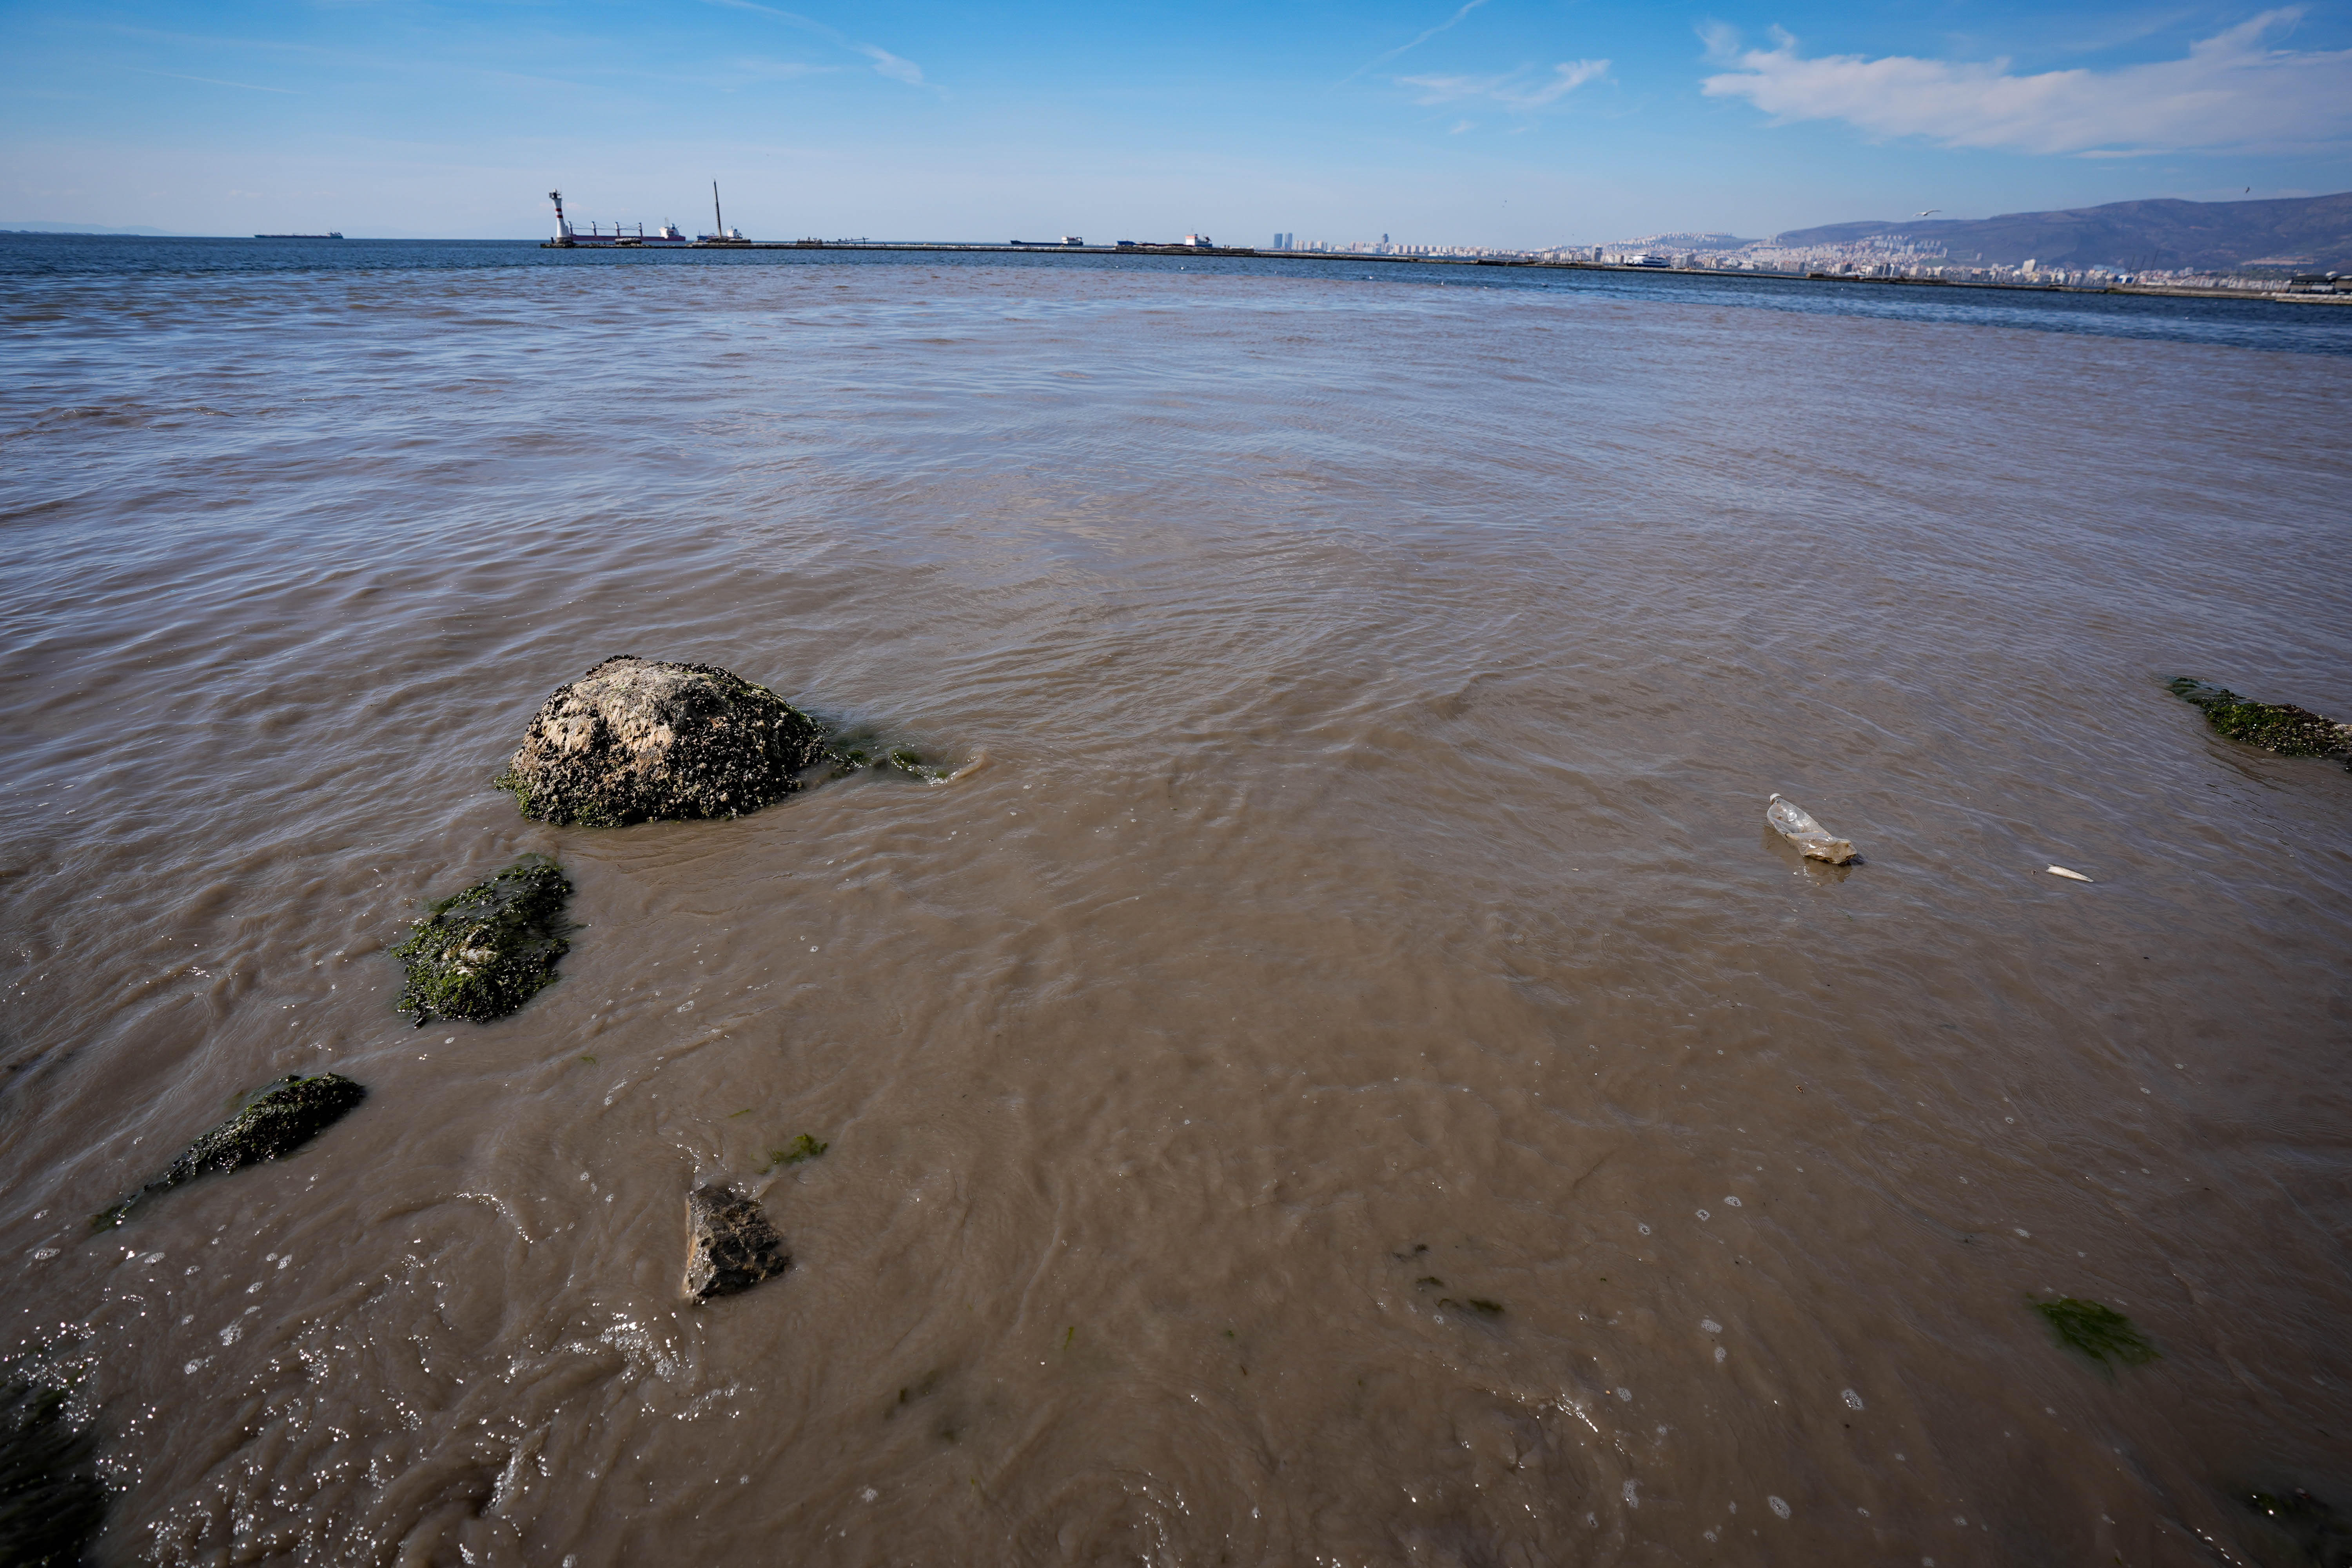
(1773, 192, 2352, 272)
(0, 221, 178, 236)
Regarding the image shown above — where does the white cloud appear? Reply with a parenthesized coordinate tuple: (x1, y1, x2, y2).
(706, 0, 929, 89)
(1700, 9, 2352, 154)
(857, 46, 923, 86)
(1400, 58, 1610, 109)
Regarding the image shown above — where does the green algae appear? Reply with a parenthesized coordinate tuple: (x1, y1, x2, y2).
(393, 857, 570, 1025)
(0, 1372, 106, 1568)
(766, 1133, 828, 1170)
(820, 722, 945, 783)
(93, 1073, 367, 1230)
(2032, 1296, 2156, 1365)
(2169, 678, 2352, 767)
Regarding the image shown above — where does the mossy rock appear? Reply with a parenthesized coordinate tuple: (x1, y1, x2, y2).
(0, 1372, 106, 1568)
(93, 1073, 366, 1230)
(2169, 678, 2352, 767)
(496, 657, 832, 826)
(394, 857, 570, 1024)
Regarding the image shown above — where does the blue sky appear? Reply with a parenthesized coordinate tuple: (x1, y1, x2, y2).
(5, 1, 2349, 243)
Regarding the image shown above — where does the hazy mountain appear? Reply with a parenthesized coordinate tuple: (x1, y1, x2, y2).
(0, 221, 180, 236)
(1772, 192, 2351, 272)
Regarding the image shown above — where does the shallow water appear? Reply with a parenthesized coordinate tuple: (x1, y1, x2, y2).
(4, 236, 2351, 1567)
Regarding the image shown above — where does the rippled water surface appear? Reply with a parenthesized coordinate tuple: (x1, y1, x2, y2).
(5, 234, 2351, 1567)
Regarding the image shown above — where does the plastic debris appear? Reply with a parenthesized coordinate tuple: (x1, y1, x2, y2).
(1766, 794, 1857, 864)
(2046, 866, 2093, 883)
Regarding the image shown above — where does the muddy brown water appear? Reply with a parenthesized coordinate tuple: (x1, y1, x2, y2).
(5, 242, 2351, 1566)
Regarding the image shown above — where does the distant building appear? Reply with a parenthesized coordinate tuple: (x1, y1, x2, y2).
(1183, 234, 1212, 247)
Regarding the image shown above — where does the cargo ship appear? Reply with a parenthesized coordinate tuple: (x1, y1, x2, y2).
(545, 192, 690, 247)
(544, 187, 743, 247)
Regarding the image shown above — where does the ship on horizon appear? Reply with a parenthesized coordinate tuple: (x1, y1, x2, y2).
(546, 186, 744, 248)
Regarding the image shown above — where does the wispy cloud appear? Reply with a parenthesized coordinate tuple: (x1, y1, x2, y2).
(705, 0, 928, 87)
(1338, 0, 1491, 87)
(126, 66, 301, 94)
(1700, 9, 2352, 154)
(1400, 58, 1610, 109)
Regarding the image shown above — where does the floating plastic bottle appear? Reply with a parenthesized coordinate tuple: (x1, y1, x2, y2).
(1766, 793, 1857, 864)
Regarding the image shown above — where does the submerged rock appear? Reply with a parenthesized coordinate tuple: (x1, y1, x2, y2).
(0, 1371, 107, 1567)
(684, 1185, 790, 1301)
(2243, 1487, 2352, 1567)
(497, 657, 831, 826)
(394, 857, 570, 1025)
(94, 1073, 366, 1229)
(2169, 678, 2352, 769)
(2031, 1295, 2157, 1365)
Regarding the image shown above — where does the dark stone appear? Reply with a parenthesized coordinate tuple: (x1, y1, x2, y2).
(2169, 677, 2352, 768)
(496, 657, 831, 827)
(94, 1074, 366, 1230)
(393, 857, 570, 1025)
(684, 1185, 789, 1300)
(0, 1372, 106, 1568)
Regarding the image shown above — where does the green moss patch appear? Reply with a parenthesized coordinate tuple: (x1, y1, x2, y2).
(2032, 1296, 2157, 1365)
(820, 722, 944, 782)
(394, 857, 570, 1024)
(766, 1133, 828, 1170)
(0, 1371, 106, 1568)
(93, 1073, 366, 1229)
(2169, 678, 2352, 766)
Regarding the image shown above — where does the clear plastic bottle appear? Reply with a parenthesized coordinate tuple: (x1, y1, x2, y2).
(1767, 793, 1857, 864)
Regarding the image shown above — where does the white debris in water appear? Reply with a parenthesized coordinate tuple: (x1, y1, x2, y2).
(1768, 1495, 1791, 1519)
(1715, 1347, 1727, 1363)
(218, 1323, 241, 1346)
(861, 1487, 878, 1502)
(1622, 1481, 1639, 1508)
(1842, 1389, 1864, 1410)
(1700, 1319, 1722, 1334)
(1695, 1209, 1710, 1221)
(1724, 1196, 1741, 1207)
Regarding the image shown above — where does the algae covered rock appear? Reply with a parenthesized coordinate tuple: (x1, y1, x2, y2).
(684, 1185, 790, 1301)
(95, 1073, 366, 1229)
(394, 857, 570, 1024)
(2169, 678, 2352, 768)
(0, 1372, 107, 1567)
(497, 657, 831, 826)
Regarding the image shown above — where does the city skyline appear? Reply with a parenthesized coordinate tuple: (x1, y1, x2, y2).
(5, 0, 2351, 244)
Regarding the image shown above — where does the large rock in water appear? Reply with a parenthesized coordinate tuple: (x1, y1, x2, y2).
(684, 1185, 791, 1300)
(496, 657, 830, 826)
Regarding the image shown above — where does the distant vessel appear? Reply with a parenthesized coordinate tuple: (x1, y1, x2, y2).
(546, 192, 690, 248)
(255, 232, 343, 239)
(697, 182, 747, 246)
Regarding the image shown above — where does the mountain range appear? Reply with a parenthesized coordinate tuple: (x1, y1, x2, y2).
(1772, 192, 2351, 272)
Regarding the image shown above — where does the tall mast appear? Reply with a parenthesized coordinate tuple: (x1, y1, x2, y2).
(713, 181, 724, 238)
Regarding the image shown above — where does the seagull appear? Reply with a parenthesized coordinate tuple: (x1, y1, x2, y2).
(1915, 209, 1940, 217)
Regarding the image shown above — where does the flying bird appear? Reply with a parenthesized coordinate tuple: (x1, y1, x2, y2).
(1915, 209, 1940, 217)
